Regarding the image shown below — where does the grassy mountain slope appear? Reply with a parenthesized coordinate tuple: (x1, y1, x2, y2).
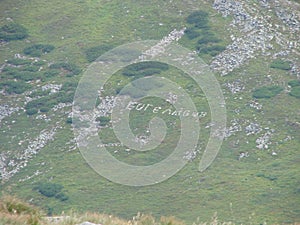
(0, 0, 299, 224)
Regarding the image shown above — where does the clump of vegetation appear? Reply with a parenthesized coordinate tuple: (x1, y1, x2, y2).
(289, 86, 300, 98)
(49, 62, 81, 76)
(96, 116, 111, 126)
(252, 85, 283, 99)
(287, 80, 300, 98)
(184, 11, 209, 40)
(270, 59, 292, 70)
(184, 27, 200, 39)
(85, 44, 114, 62)
(122, 61, 169, 78)
(186, 10, 209, 27)
(0, 195, 41, 225)
(23, 44, 55, 57)
(0, 23, 28, 41)
(0, 80, 31, 94)
(200, 45, 226, 56)
(34, 182, 68, 201)
(7, 58, 32, 66)
(288, 80, 300, 87)
(184, 11, 225, 56)
(24, 81, 76, 115)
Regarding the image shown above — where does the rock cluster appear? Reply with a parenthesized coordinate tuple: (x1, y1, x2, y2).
(183, 149, 200, 161)
(256, 131, 272, 149)
(42, 84, 62, 93)
(224, 80, 245, 94)
(225, 119, 242, 138)
(245, 122, 262, 135)
(249, 100, 262, 110)
(0, 104, 20, 124)
(0, 128, 57, 181)
(211, 0, 299, 76)
(95, 95, 116, 117)
(275, 8, 300, 31)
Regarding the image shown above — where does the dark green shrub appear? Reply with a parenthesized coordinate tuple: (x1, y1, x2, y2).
(66, 117, 73, 124)
(44, 70, 60, 77)
(14, 71, 40, 81)
(198, 36, 220, 45)
(289, 86, 300, 98)
(33, 60, 46, 66)
(25, 95, 56, 112)
(96, 116, 110, 126)
(0, 23, 28, 41)
(122, 61, 169, 77)
(35, 182, 63, 198)
(85, 44, 114, 62)
(270, 59, 292, 70)
(28, 89, 51, 98)
(2, 66, 17, 73)
(23, 44, 55, 57)
(55, 193, 69, 201)
(22, 65, 40, 72)
(253, 85, 283, 98)
(1, 81, 31, 94)
(26, 108, 38, 115)
(184, 27, 200, 39)
(186, 10, 209, 25)
(288, 80, 300, 87)
(57, 92, 74, 103)
(49, 62, 81, 76)
(40, 107, 50, 112)
(61, 81, 78, 91)
(7, 58, 32, 65)
(200, 45, 226, 56)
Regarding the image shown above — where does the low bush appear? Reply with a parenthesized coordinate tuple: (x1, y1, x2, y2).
(49, 62, 81, 76)
(85, 44, 114, 62)
(0, 23, 28, 41)
(184, 27, 200, 39)
(33, 60, 46, 66)
(66, 117, 73, 124)
(55, 193, 69, 201)
(40, 106, 50, 112)
(34, 182, 69, 202)
(7, 58, 32, 66)
(44, 69, 60, 77)
(13, 71, 41, 81)
(1, 81, 31, 94)
(21, 65, 40, 72)
(288, 80, 300, 87)
(122, 61, 169, 78)
(26, 108, 38, 115)
(34, 182, 63, 198)
(270, 59, 292, 70)
(289, 86, 300, 98)
(28, 89, 51, 98)
(199, 45, 226, 56)
(23, 44, 55, 57)
(186, 10, 209, 25)
(96, 116, 111, 126)
(253, 85, 283, 98)
(198, 36, 220, 45)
